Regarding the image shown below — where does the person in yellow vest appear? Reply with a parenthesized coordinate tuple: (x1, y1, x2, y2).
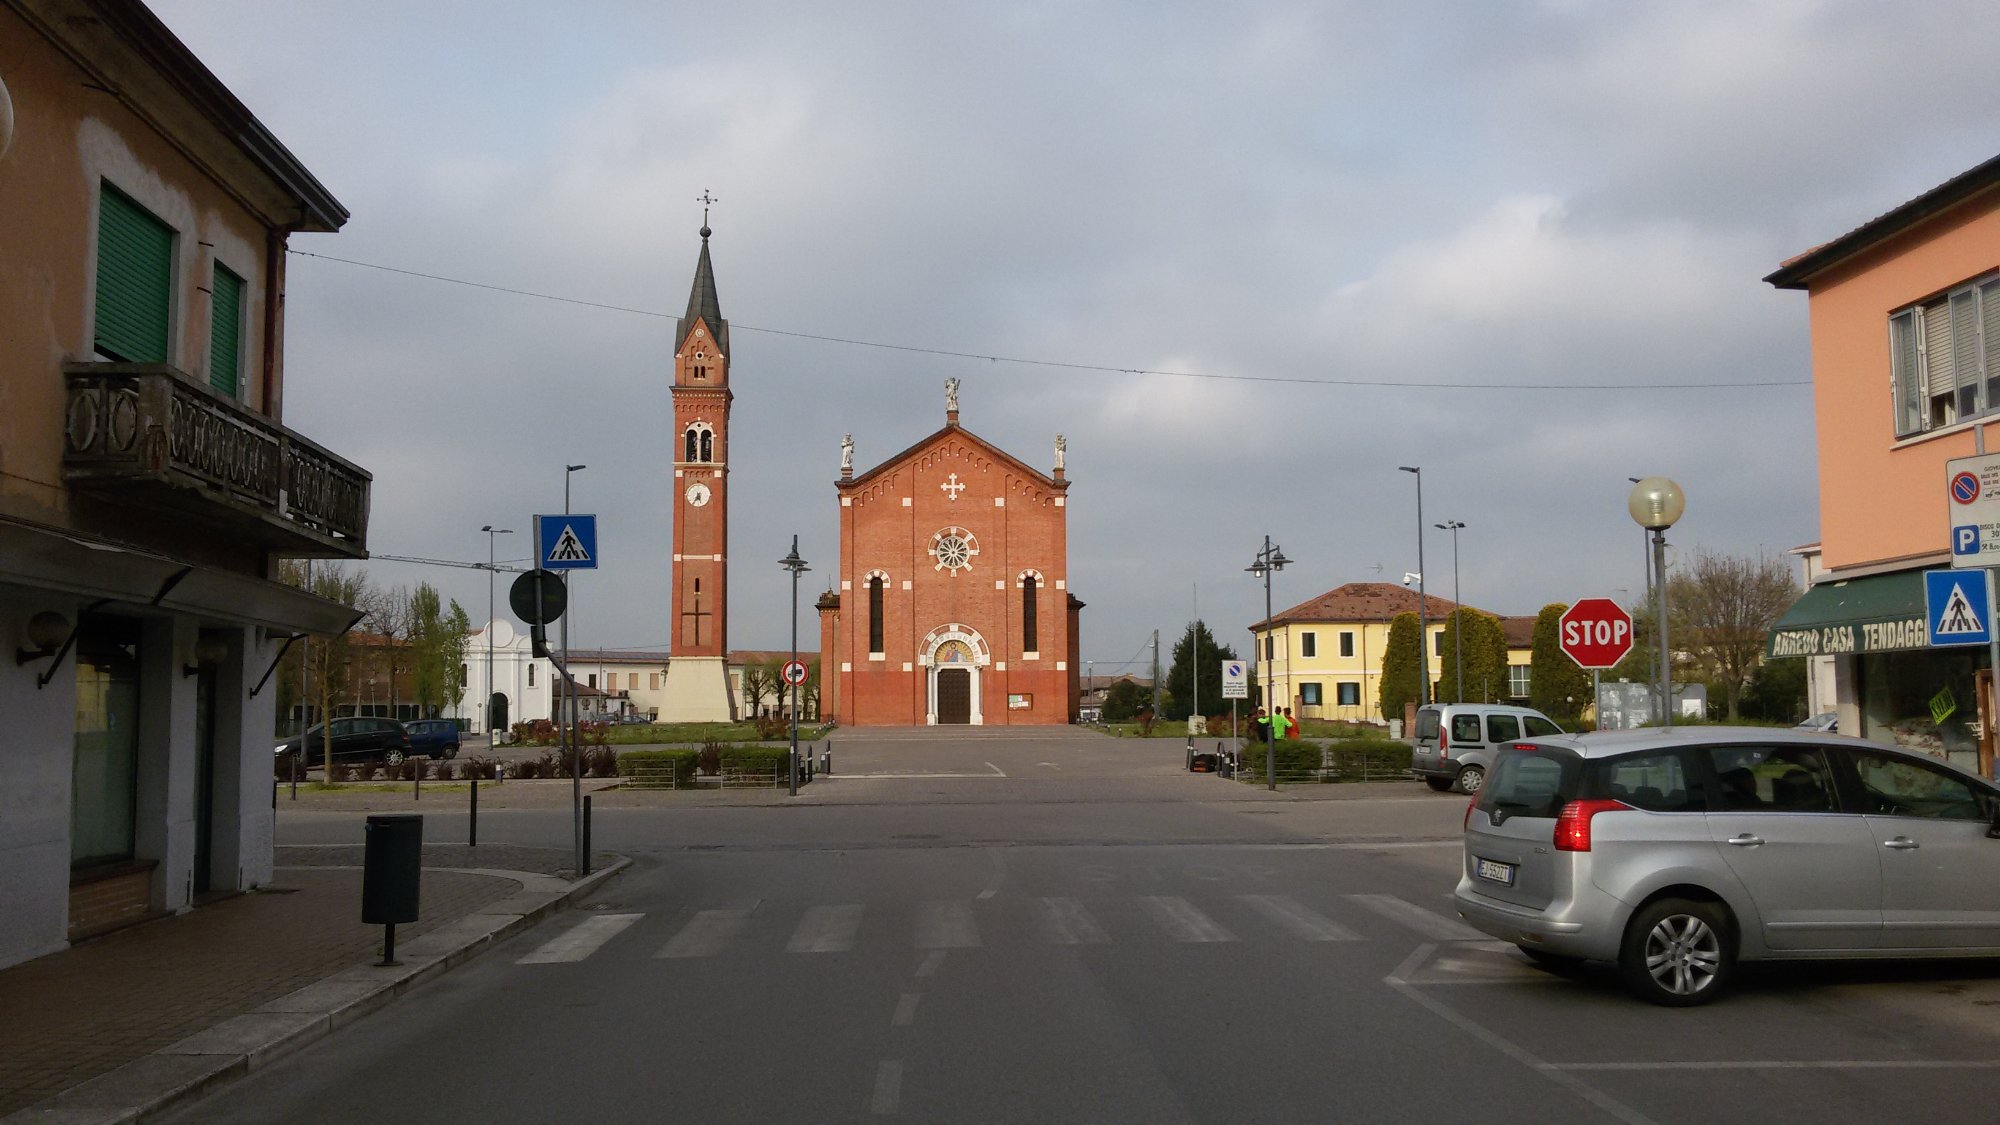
(1271, 707, 1294, 741)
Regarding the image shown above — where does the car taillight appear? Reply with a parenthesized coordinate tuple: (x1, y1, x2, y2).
(1553, 799, 1629, 852)
(1464, 798, 1476, 831)
(1439, 726, 1449, 758)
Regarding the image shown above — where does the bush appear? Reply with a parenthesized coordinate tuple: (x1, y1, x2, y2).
(617, 748, 699, 788)
(458, 756, 499, 781)
(586, 746, 619, 777)
(328, 763, 354, 783)
(697, 740, 722, 776)
(1137, 710, 1155, 736)
(718, 744, 792, 786)
(755, 714, 790, 740)
(1324, 737, 1414, 780)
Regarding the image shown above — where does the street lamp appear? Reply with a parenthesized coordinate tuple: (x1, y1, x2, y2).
(1628, 476, 1657, 724)
(1399, 466, 1429, 705)
(1435, 521, 1466, 702)
(563, 463, 586, 875)
(780, 536, 811, 797)
(1628, 477, 1686, 729)
(481, 525, 513, 738)
(1247, 535, 1291, 792)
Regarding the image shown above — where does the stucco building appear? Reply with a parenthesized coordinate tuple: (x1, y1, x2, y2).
(1765, 153, 2000, 771)
(817, 387, 1081, 725)
(0, 1, 368, 967)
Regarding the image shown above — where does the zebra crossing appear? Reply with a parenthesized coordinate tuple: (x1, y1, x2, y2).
(515, 892, 1483, 965)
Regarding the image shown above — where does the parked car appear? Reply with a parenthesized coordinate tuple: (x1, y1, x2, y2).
(275, 717, 414, 769)
(1795, 711, 1838, 733)
(1411, 703, 1565, 794)
(403, 718, 461, 759)
(1454, 727, 2000, 1006)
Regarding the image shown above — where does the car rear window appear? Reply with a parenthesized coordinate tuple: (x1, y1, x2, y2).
(1415, 710, 1440, 740)
(1477, 745, 1579, 821)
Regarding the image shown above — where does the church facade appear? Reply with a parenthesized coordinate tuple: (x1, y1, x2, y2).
(818, 387, 1082, 725)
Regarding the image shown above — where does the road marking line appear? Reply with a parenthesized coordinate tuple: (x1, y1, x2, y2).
(916, 950, 947, 978)
(892, 993, 922, 1027)
(830, 772, 1005, 780)
(1555, 1060, 2000, 1071)
(1035, 897, 1110, 945)
(516, 913, 642, 964)
(1141, 896, 1237, 943)
(1383, 951, 1656, 1125)
(977, 849, 1005, 900)
(1238, 895, 1361, 942)
(788, 904, 863, 953)
(915, 901, 981, 949)
(1347, 894, 1487, 942)
(986, 761, 1006, 776)
(871, 1060, 903, 1115)
(657, 902, 759, 959)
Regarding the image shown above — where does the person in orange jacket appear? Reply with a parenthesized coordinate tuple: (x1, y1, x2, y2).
(1283, 707, 1301, 739)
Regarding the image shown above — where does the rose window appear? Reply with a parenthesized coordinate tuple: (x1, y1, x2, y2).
(930, 527, 979, 573)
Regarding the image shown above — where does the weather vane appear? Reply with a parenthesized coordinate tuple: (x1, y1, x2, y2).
(697, 189, 718, 231)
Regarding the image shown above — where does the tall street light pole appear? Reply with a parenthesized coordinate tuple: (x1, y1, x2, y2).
(563, 463, 586, 874)
(780, 536, 810, 797)
(1629, 476, 1656, 724)
(1247, 535, 1291, 792)
(1436, 521, 1466, 702)
(481, 525, 512, 738)
(1629, 478, 1686, 729)
(1399, 466, 1429, 705)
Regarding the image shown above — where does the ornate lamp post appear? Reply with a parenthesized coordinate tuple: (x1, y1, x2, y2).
(1247, 536, 1291, 792)
(1628, 477, 1686, 729)
(780, 536, 810, 796)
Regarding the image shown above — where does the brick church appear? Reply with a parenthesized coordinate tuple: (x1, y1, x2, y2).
(817, 384, 1083, 725)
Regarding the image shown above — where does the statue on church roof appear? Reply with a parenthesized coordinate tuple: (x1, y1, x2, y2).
(945, 377, 960, 415)
(841, 433, 854, 474)
(1054, 433, 1066, 472)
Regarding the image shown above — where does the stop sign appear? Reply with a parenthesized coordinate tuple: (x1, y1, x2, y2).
(1559, 598, 1634, 669)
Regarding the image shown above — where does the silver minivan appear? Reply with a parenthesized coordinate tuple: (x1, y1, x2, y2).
(1411, 703, 1565, 794)
(1454, 727, 2000, 1005)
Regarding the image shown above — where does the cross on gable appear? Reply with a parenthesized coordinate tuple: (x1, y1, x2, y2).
(940, 473, 966, 501)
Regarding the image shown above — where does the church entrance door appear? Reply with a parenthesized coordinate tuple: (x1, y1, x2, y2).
(936, 668, 972, 725)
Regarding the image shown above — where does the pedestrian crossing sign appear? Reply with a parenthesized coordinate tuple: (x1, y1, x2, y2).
(1924, 568, 1992, 647)
(535, 514, 598, 571)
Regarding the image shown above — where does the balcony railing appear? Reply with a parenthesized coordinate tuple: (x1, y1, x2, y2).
(62, 363, 370, 557)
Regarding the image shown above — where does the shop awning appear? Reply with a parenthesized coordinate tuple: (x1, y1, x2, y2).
(1767, 570, 1929, 657)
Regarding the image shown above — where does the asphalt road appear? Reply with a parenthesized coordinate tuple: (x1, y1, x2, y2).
(187, 729, 2000, 1123)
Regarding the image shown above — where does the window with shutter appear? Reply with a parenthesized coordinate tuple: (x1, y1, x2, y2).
(1891, 310, 1922, 437)
(1923, 300, 1955, 427)
(1890, 275, 2000, 439)
(94, 184, 173, 363)
(210, 265, 243, 397)
(1984, 280, 2000, 413)
(1951, 288, 1981, 420)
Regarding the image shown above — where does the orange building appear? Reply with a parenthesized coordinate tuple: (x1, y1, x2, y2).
(1765, 153, 2000, 768)
(818, 386, 1082, 725)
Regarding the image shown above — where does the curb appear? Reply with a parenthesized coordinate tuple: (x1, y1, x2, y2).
(2, 858, 630, 1125)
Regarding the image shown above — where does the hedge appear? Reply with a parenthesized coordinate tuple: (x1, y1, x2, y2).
(1324, 737, 1413, 780)
(616, 749, 699, 788)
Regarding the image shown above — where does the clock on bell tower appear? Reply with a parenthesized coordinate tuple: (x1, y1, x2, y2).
(659, 218, 738, 720)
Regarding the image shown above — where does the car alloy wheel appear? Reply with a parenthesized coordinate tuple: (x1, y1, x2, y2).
(1455, 765, 1485, 794)
(383, 747, 406, 767)
(1620, 897, 1735, 1006)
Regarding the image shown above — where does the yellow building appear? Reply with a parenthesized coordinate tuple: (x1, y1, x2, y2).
(1249, 583, 1536, 724)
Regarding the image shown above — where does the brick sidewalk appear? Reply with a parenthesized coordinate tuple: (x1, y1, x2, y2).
(0, 857, 540, 1115)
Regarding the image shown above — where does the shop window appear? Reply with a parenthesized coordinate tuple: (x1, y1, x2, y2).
(72, 616, 142, 868)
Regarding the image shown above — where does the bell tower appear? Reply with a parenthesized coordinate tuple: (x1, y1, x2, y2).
(659, 216, 738, 720)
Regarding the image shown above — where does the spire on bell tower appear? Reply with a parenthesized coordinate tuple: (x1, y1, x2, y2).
(679, 192, 726, 355)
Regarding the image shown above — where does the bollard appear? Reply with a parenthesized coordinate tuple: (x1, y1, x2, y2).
(290, 750, 299, 801)
(581, 795, 593, 877)
(469, 774, 479, 847)
(362, 814, 422, 966)
(823, 749, 832, 776)
(413, 758, 421, 801)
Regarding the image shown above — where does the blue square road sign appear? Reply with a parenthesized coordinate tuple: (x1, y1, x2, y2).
(535, 514, 598, 571)
(1925, 568, 1992, 648)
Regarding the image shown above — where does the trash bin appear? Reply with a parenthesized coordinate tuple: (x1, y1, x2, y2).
(362, 814, 423, 926)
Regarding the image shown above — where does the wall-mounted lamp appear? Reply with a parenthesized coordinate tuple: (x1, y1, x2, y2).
(17, 611, 69, 665)
(183, 635, 229, 677)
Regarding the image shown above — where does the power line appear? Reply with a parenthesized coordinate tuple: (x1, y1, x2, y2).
(373, 552, 529, 573)
(286, 249, 1808, 391)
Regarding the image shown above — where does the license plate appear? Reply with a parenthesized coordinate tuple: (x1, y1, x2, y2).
(1476, 858, 1516, 886)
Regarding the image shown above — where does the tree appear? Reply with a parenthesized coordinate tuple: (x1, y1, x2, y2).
(1379, 612, 1424, 723)
(409, 583, 472, 718)
(278, 561, 368, 773)
(803, 659, 822, 721)
(740, 662, 774, 718)
(1739, 654, 1807, 723)
(1163, 620, 1240, 721)
(1103, 678, 1148, 722)
(1529, 603, 1592, 728)
(1438, 610, 1509, 704)
(1668, 549, 1799, 719)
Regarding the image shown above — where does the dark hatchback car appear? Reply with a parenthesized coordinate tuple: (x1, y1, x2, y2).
(275, 717, 413, 768)
(404, 719, 462, 759)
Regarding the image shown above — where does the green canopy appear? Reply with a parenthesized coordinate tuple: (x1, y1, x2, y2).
(1767, 570, 1929, 658)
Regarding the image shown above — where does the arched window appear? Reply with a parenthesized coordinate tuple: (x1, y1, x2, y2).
(1021, 574, 1039, 653)
(700, 430, 714, 462)
(868, 575, 886, 655)
(684, 428, 699, 462)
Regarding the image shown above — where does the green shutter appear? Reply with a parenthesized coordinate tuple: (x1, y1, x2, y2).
(210, 266, 243, 396)
(94, 185, 173, 364)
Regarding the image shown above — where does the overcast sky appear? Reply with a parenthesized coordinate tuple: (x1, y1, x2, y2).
(152, 0, 1996, 676)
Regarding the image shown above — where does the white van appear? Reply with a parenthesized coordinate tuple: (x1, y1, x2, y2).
(1411, 703, 1565, 794)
